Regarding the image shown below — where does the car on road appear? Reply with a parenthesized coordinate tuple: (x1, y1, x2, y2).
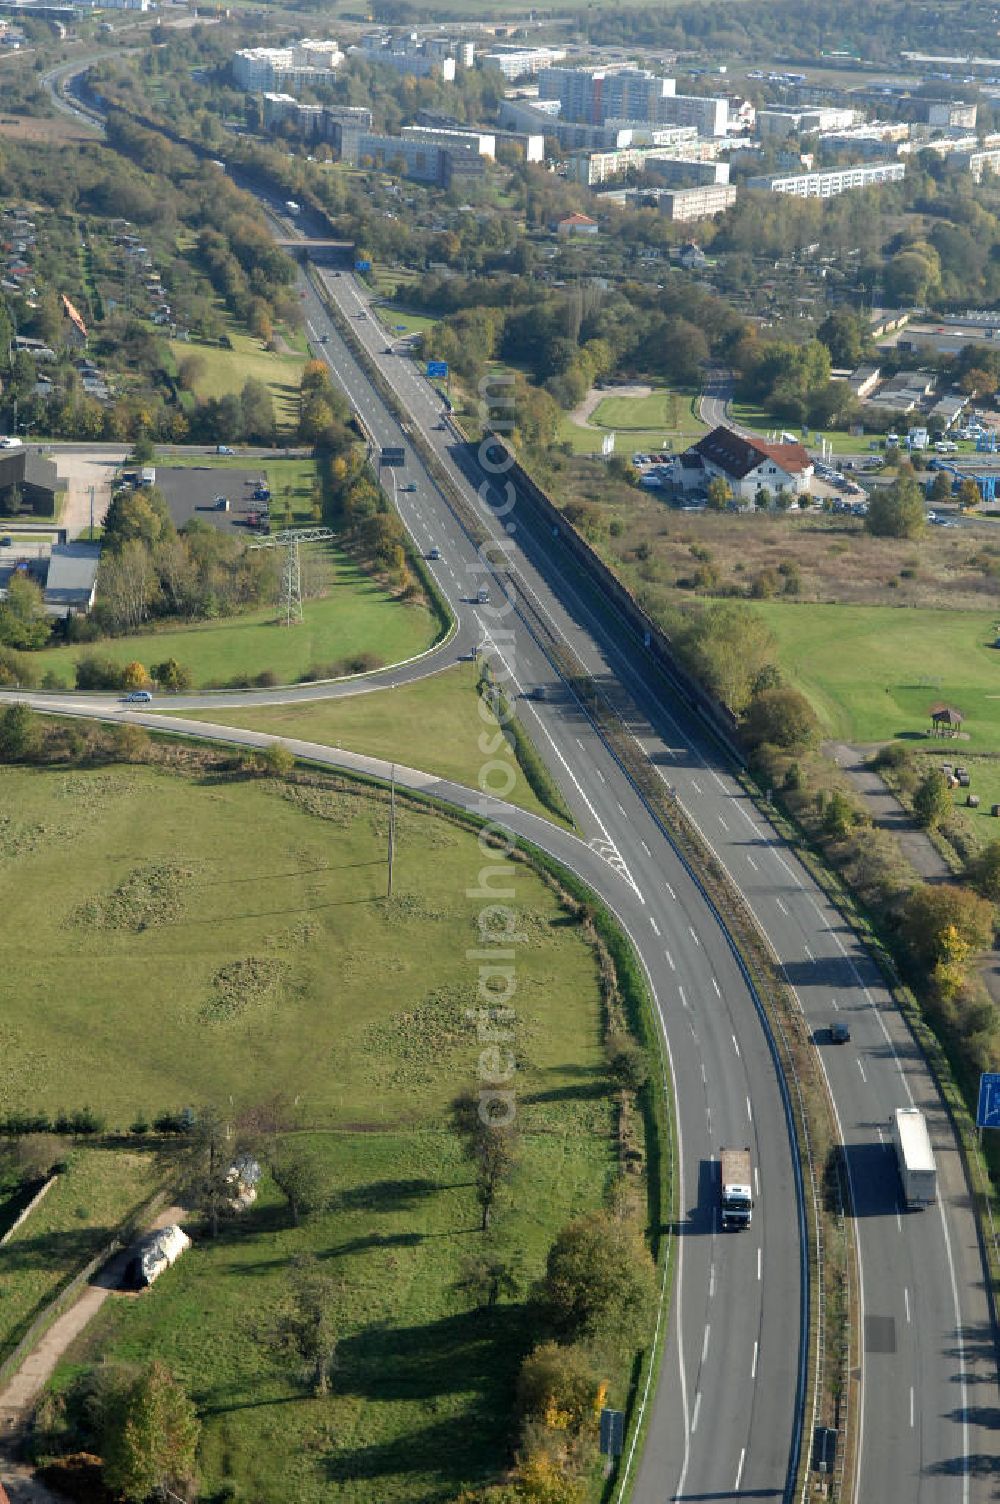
(0, 537, 10, 547)
(433, 421, 447, 430)
(124, 690, 153, 704)
(400, 482, 417, 492)
(427, 546, 441, 560)
(216, 444, 235, 455)
(320, 333, 329, 343)
(830, 1019, 851, 1044)
(384, 346, 394, 354)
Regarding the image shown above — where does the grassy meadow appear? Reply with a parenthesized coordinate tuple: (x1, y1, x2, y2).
(167, 332, 307, 432)
(2, 760, 628, 1501)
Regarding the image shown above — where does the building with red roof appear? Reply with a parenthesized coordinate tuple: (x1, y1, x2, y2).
(674, 424, 814, 501)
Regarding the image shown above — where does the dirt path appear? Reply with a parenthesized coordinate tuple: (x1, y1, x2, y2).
(568, 383, 651, 430)
(51, 450, 126, 540)
(0, 1204, 186, 1484)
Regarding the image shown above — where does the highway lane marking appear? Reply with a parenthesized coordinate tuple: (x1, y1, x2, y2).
(596, 768, 606, 783)
(701, 1063, 707, 1084)
(712, 771, 728, 791)
(679, 985, 688, 1008)
(775, 896, 789, 915)
(909, 1387, 915, 1429)
(701, 1325, 711, 1364)
(718, 814, 729, 831)
(664, 949, 676, 971)
(650, 917, 660, 936)
(617, 803, 628, 818)
(746, 855, 759, 872)
(751, 1339, 758, 1379)
(831, 997, 839, 1010)
(857, 1059, 867, 1083)
(746, 1095, 753, 1122)
(709, 1263, 716, 1298)
(640, 839, 651, 855)
(665, 880, 677, 900)
(757, 1246, 762, 1281)
(575, 737, 583, 748)
(712, 977, 721, 996)
(754, 1165, 760, 1199)
(772, 851, 803, 887)
(734, 1448, 746, 1492)
(732, 1033, 741, 1057)
(691, 1392, 702, 1435)
(689, 926, 700, 946)
(904, 1286, 910, 1323)
(803, 943, 814, 961)
(690, 778, 703, 795)
(935, 1166, 971, 1504)
(809, 897, 827, 925)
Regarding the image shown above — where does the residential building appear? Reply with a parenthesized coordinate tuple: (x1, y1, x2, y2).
(674, 425, 814, 499)
(927, 100, 977, 128)
(757, 106, 858, 138)
(645, 156, 730, 188)
(477, 44, 566, 80)
(354, 32, 456, 81)
(338, 129, 484, 184)
(413, 108, 541, 161)
(401, 124, 496, 158)
(232, 39, 343, 93)
(819, 124, 909, 160)
(565, 138, 701, 186)
(556, 211, 599, 235)
(946, 145, 1000, 180)
(847, 365, 881, 400)
(42, 543, 101, 617)
(747, 161, 905, 197)
(653, 183, 737, 221)
(538, 66, 675, 126)
(654, 92, 728, 137)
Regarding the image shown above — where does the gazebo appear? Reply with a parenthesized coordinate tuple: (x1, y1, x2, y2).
(929, 703, 964, 737)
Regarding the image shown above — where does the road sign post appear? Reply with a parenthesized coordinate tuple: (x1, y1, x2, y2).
(976, 1072, 1000, 1132)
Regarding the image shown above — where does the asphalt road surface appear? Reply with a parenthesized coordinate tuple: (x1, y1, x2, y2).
(17, 69, 1000, 1503)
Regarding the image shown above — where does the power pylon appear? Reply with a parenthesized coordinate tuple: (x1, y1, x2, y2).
(248, 526, 335, 626)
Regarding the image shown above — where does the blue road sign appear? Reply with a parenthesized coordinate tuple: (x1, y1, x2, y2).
(977, 1072, 1000, 1128)
(394, 323, 407, 331)
(426, 360, 449, 379)
(354, 258, 372, 273)
(599, 1407, 625, 1458)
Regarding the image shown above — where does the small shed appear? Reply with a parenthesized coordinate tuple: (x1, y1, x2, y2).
(126, 1224, 190, 1289)
(929, 703, 964, 737)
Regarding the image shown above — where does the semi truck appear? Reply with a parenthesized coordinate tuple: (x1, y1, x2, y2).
(720, 1147, 753, 1231)
(892, 1107, 937, 1208)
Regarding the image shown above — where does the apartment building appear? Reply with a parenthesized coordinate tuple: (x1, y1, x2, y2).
(477, 44, 566, 80)
(655, 183, 737, 220)
(232, 40, 343, 92)
(757, 106, 858, 138)
(747, 161, 905, 197)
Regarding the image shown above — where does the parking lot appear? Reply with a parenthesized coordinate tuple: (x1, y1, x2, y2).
(155, 467, 271, 535)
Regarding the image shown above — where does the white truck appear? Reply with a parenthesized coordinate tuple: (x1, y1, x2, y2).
(892, 1107, 937, 1208)
(720, 1147, 753, 1231)
(285, 199, 301, 216)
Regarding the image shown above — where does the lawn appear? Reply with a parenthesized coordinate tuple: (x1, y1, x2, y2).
(4, 760, 629, 1501)
(558, 385, 705, 456)
(751, 601, 1000, 747)
(167, 332, 307, 432)
(178, 661, 565, 825)
(28, 545, 439, 690)
(0, 1146, 162, 1364)
(373, 303, 437, 339)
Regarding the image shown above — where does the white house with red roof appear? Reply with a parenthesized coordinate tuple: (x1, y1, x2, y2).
(674, 424, 814, 501)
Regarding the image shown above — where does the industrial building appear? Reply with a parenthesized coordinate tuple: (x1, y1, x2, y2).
(747, 162, 905, 197)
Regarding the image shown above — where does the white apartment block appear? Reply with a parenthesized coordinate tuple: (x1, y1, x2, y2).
(478, 45, 566, 80)
(757, 106, 858, 138)
(947, 145, 1000, 180)
(657, 183, 737, 220)
(402, 125, 496, 158)
(654, 93, 729, 138)
(233, 40, 343, 92)
(747, 161, 905, 197)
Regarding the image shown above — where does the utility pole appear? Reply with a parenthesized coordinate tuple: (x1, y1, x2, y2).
(387, 762, 396, 898)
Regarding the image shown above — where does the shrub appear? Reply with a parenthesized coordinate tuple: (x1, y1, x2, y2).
(543, 1209, 655, 1343)
(76, 654, 124, 692)
(121, 661, 149, 691)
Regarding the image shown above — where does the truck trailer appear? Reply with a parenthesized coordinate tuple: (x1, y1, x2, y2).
(892, 1107, 937, 1208)
(720, 1147, 753, 1231)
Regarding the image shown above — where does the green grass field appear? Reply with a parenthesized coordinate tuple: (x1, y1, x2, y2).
(168, 333, 307, 432)
(558, 385, 705, 456)
(28, 546, 438, 690)
(178, 662, 564, 825)
(6, 760, 624, 1501)
(0, 1147, 162, 1364)
(752, 601, 1000, 747)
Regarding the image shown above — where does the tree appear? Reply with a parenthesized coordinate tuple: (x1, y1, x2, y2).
(240, 378, 275, 444)
(0, 1134, 67, 1189)
(181, 1106, 234, 1238)
(898, 883, 995, 972)
(913, 769, 952, 829)
(152, 657, 193, 692)
(0, 574, 51, 650)
(543, 1210, 655, 1343)
(121, 660, 149, 690)
(865, 475, 926, 539)
(100, 1361, 200, 1503)
(930, 470, 952, 502)
(967, 840, 1000, 902)
(266, 1254, 338, 1396)
(264, 740, 295, 776)
(517, 1341, 599, 1430)
(455, 1252, 520, 1309)
(957, 477, 981, 512)
(452, 1090, 520, 1232)
(0, 703, 40, 762)
(742, 687, 819, 750)
(605, 1035, 649, 1092)
(268, 1140, 334, 1226)
(706, 475, 731, 511)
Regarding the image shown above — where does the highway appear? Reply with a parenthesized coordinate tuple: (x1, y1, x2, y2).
(23, 64, 1000, 1499)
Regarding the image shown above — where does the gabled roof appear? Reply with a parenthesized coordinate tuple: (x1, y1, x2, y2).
(61, 292, 87, 338)
(558, 211, 597, 226)
(688, 424, 812, 479)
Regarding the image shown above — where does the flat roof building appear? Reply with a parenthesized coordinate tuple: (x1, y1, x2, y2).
(748, 161, 905, 197)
